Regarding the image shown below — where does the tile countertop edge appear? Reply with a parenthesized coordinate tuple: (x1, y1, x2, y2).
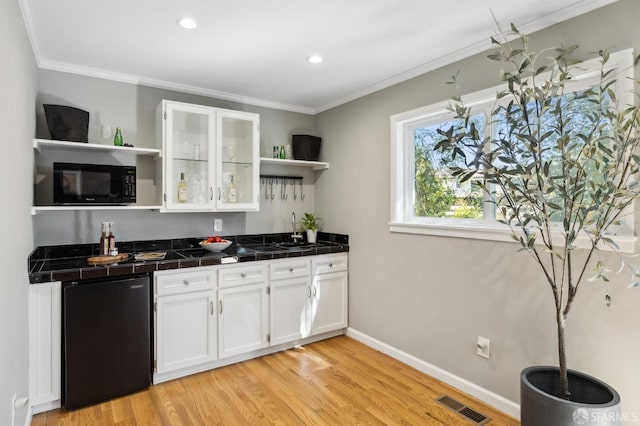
(28, 232, 349, 284)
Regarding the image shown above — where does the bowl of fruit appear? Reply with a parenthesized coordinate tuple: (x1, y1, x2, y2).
(199, 236, 232, 252)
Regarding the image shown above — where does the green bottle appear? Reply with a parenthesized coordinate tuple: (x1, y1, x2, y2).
(280, 144, 285, 159)
(114, 127, 123, 146)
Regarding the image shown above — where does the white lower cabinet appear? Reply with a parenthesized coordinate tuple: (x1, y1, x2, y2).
(218, 264, 269, 358)
(154, 267, 217, 376)
(311, 254, 349, 334)
(271, 276, 312, 344)
(270, 258, 312, 344)
(155, 290, 217, 374)
(29, 281, 61, 413)
(270, 255, 348, 343)
(153, 254, 347, 383)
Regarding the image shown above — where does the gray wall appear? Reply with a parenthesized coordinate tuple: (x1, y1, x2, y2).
(34, 71, 319, 245)
(0, 0, 37, 425)
(316, 0, 640, 414)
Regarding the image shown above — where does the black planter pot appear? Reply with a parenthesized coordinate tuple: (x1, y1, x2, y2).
(521, 366, 621, 426)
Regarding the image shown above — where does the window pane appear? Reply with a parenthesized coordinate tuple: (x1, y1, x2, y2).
(492, 88, 609, 223)
(412, 116, 484, 219)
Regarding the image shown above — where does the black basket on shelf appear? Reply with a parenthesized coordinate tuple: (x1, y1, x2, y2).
(43, 104, 89, 143)
(292, 135, 321, 161)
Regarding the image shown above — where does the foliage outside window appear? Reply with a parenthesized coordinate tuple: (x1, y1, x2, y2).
(389, 49, 636, 251)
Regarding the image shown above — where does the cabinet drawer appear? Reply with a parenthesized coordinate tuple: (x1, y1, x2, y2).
(270, 258, 311, 281)
(219, 264, 267, 288)
(155, 268, 216, 296)
(312, 254, 348, 275)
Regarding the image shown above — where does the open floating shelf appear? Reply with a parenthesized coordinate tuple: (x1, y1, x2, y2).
(33, 139, 162, 158)
(259, 157, 329, 170)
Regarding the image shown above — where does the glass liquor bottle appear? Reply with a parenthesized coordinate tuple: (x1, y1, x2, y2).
(177, 172, 188, 203)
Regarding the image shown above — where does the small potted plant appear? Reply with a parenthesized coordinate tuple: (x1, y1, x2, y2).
(301, 212, 321, 243)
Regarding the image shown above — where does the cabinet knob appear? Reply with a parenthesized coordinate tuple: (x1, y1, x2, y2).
(241, 273, 246, 278)
(329, 263, 333, 268)
(288, 267, 294, 272)
(183, 279, 190, 285)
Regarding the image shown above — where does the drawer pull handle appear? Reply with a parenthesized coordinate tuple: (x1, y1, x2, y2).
(219, 300, 223, 314)
(312, 286, 317, 297)
(308, 287, 312, 298)
(210, 301, 214, 315)
(241, 273, 247, 278)
(183, 279, 190, 285)
(289, 267, 294, 272)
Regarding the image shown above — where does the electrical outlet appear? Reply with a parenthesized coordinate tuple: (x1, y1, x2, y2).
(214, 219, 222, 232)
(477, 336, 490, 359)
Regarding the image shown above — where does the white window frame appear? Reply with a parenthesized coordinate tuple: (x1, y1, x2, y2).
(390, 49, 637, 252)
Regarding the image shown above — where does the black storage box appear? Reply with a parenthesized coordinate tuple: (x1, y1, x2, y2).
(292, 134, 321, 161)
(43, 104, 89, 143)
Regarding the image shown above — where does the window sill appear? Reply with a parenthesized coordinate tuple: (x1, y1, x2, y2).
(389, 222, 637, 253)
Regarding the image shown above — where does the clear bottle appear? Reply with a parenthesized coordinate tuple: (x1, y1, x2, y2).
(228, 175, 238, 203)
(177, 172, 188, 203)
(99, 222, 109, 255)
(273, 145, 279, 159)
(113, 127, 123, 146)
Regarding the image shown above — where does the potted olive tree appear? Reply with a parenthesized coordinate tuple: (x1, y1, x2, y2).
(435, 25, 640, 425)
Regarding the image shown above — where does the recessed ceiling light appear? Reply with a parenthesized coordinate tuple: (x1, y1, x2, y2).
(177, 17, 198, 29)
(307, 55, 323, 64)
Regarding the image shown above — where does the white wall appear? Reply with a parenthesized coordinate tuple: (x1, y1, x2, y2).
(316, 0, 640, 417)
(33, 70, 319, 245)
(0, 0, 37, 425)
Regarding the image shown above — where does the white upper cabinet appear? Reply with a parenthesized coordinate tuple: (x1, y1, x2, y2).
(158, 100, 260, 212)
(216, 109, 260, 210)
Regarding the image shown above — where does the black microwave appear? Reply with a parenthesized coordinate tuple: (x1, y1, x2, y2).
(53, 162, 136, 205)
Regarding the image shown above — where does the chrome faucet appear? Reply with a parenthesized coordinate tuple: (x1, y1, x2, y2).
(291, 212, 303, 241)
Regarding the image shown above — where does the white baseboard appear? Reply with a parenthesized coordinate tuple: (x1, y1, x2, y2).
(346, 327, 520, 419)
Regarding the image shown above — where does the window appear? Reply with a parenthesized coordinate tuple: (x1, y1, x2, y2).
(390, 49, 636, 251)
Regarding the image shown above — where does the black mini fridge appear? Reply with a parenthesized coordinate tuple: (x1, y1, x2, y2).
(63, 274, 151, 409)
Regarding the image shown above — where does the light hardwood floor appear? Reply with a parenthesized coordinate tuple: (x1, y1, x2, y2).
(33, 336, 519, 425)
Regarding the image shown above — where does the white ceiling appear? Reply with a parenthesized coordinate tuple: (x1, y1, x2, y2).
(19, 0, 618, 114)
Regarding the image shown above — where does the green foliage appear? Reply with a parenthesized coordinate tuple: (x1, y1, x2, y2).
(301, 212, 321, 231)
(414, 142, 457, 217)
(435, 24, 640, 399)
(413, 122, 484, 218)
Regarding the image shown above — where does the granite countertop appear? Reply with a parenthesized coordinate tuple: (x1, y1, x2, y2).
(29, 232, 349, 284)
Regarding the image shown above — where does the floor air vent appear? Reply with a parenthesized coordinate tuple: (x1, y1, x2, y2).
(435, 395, 490, 425)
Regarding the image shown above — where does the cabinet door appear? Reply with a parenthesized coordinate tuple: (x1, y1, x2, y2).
(311, 271, 348, 335)
(270, 277, 311, 345)
(218, 282, 268, 358)
(215, 109, 260, 211)
(155, 290, 217, 374)
(29, 281, 61, 410)
(162, 100, 216, 211)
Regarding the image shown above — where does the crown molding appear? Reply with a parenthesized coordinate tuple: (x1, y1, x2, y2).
(313, 0, 620, 113)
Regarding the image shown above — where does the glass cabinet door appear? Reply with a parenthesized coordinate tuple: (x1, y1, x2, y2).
(216, 109, 259, 211)
(163, 102, 215, 211)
